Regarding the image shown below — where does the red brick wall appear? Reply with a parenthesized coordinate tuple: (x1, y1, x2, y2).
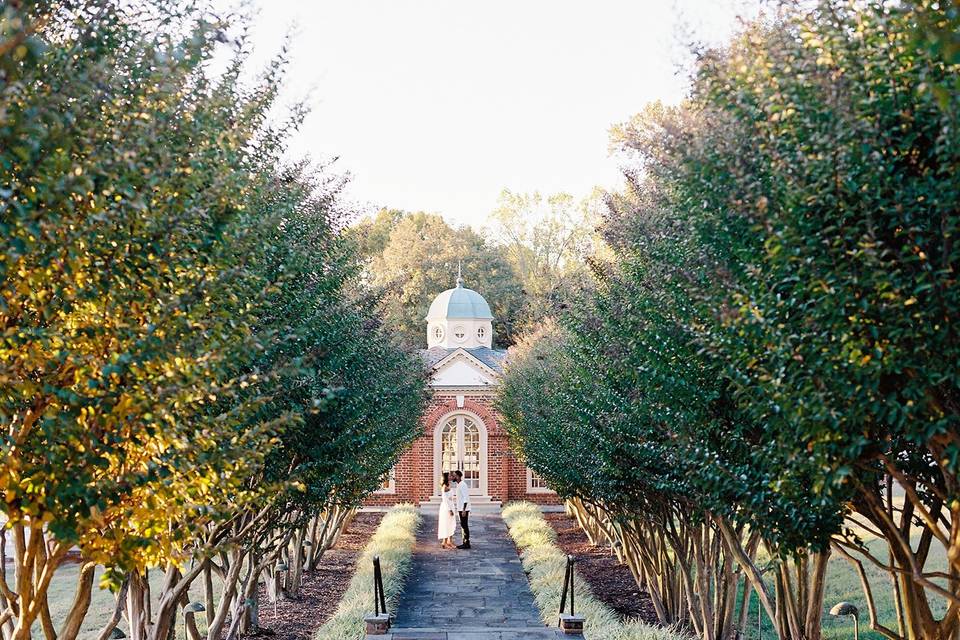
(363, 391, 560, 508)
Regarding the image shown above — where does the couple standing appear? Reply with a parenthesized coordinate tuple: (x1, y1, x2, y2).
(437, 470, 471, 550)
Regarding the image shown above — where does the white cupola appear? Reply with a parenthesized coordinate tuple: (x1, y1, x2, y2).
(425, 273, 494, 349)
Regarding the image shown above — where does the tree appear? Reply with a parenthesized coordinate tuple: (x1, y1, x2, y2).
(485, 189, 604, 332)
(349, 207, 406, 259)
(364, 212, 525, 348)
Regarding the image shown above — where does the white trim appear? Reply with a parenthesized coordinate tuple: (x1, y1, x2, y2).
(432, 388, 499, 395)
(526, 468, 555, 494)
(432, 409, 489, 497)
(373, 467, 396, 494)
(429, 348, 500, 379)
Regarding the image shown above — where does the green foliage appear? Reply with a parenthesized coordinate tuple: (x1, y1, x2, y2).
(500, 2, 960, 638)
(349, 208, 406, 257)
(486, 189, 606, 332)
(1, 0, 286, 570)
(0, 2, 426, 637)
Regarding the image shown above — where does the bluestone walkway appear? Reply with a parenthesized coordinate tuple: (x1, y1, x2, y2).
(381, 511, 562, 640)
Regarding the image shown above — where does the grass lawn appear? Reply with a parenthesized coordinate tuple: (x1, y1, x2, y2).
(738, 537, 948, 640)
(14, 563, 225, 640)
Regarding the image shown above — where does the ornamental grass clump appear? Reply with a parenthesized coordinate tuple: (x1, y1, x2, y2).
(315, 504, 421, 640)
(502, 502, 681, 640)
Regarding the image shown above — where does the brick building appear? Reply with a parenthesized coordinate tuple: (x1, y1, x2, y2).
(364, 275, 559, 510)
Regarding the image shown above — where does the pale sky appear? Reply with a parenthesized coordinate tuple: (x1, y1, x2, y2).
(227, 1, 757, 228)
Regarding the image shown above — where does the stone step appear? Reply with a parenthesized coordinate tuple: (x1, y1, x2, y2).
(418, 496, 502, 513)
(371, 627, 564, 639)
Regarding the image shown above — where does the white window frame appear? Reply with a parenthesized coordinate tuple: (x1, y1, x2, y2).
(433, 410, 488, 497)
(526, 468, 555, 494)
(374, 466, 396, 494)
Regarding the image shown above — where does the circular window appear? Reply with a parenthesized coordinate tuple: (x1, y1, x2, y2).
(477, 326, 486, 340)
(453, 326, 466, 341)
(433, 326, 444, 341)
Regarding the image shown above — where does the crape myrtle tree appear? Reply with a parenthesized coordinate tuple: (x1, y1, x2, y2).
(643, 2, 959, 638)
(0, 3, 426, 640)
(499, 261, 839, 640)
(501, 1, 959, 639)
(161, 168, 427, 640)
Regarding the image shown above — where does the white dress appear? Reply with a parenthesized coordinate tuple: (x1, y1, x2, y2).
(437, 488, 456, 540)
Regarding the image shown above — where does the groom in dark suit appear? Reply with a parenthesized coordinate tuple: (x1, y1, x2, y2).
(454, 470, 471, 549)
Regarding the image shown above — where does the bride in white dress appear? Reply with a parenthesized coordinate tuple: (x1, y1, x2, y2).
(437, 472, 456, 549)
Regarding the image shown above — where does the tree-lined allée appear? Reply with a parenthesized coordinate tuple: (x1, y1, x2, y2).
(0, 3, 426, 640)
(4, 0, 960, 639)
(498, 2, 959, 640)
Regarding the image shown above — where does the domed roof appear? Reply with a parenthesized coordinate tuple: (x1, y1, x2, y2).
(426, 277, 493, 320)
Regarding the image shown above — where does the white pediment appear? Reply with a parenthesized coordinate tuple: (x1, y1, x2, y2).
(431, 351, 498, 388)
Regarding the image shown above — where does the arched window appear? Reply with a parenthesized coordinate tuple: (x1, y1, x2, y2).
(433, 326, 444, 341)
(438, 415, 482, 491)
(453, 326, 466, 341)
(477, 326, 486, 340)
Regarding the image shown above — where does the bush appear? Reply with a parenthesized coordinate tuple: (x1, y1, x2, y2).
(315, 505, 421, 640)
(502, 502, 682, 640)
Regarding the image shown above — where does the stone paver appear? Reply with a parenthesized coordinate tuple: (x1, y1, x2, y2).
(383, 511, 561, 640)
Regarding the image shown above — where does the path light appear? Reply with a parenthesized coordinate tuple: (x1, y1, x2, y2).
(183, 602, 206, 640)
(109, 629, 126, 640)
(273, 561, 288, 617)
(300, 541, 313, 585)
(830, 601, 860, 640)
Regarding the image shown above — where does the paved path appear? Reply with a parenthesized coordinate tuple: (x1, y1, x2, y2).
(380, 511, 562, 640)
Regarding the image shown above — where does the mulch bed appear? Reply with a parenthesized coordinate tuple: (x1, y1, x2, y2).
(248, 511, 384, 640)
(544, 513, 659, 626)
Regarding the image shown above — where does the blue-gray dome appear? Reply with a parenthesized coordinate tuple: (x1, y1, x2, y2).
(426, 279, 493, 320)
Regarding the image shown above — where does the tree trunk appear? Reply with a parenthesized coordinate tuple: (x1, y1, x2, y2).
(198, 561, 212, 630)
(238, 553, 261, 637)
(205, 549, 245, 640)
(58, 562, 95, 640)
(285, 525, 306, 597)
(95, 578, 130, 640)
(124, 571, 148, 640)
